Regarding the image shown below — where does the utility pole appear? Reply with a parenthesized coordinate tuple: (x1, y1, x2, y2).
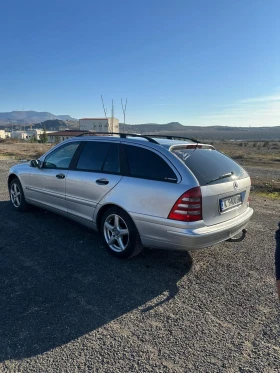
(121, 98, 127, 133)
(101, 95, 127, 133)
(101, 94, 108, 118)
(110, 99, 114, 133)
(101, 95, 115, 133)
(101, 94, 108, 133)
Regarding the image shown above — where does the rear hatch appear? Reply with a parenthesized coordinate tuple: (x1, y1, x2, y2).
(171, 145, 251, 226)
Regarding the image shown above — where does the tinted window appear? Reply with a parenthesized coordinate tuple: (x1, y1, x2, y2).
(76, 142, 120, 173)
(44, 142, 80, 169)
(125, 145, 177, 182)
(102, 143, 120, 173)
(172, 148, 248, 186)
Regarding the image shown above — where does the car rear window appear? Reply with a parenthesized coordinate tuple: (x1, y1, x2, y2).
(171, 147, 248, 186)
(125, 145, 177, 182)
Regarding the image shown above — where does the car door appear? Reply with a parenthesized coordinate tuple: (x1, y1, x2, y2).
(66, 140, 123, 222)
(27, 141, 81, 212)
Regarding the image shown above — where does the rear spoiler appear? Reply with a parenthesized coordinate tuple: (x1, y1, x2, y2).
(169, 144, 215, 151)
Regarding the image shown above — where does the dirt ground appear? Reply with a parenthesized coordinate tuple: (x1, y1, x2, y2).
(0, 160, 280, 372)
(214, 140, 280, 194)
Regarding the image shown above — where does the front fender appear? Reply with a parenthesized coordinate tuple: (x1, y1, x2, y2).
(8, 163, 31, 190)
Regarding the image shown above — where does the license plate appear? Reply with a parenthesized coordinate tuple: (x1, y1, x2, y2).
(220, 194, 242, 212)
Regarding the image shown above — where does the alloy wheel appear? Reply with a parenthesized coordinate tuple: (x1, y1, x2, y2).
(104, 214, 129, 252)
(10, 183, 21, 208)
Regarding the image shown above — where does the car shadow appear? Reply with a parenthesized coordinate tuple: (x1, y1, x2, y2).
(0, 201, 192, 361)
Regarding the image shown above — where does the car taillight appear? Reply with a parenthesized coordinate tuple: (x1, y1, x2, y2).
(168, 187, 202, 222)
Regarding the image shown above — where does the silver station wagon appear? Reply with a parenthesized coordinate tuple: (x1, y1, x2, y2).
(8, 133, 253, 258)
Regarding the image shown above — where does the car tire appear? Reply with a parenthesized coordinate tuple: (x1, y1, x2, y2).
(101, 207, 143, 258)
(9, 178, 29, 212)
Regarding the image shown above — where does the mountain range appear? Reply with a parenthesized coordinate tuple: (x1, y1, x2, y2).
(0, 111, 77, 125)
(0, 111, 279, 140)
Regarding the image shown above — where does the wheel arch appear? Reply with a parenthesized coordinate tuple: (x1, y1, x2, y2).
(8, 173, 20, 188)
(95, 203, 133, 232)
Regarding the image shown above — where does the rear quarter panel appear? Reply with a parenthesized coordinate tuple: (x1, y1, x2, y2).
(96, 176, 197, 219)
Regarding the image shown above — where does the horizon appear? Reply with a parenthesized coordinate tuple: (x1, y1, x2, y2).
(1, 1, 280, 127)
(1, 110, 280, 129)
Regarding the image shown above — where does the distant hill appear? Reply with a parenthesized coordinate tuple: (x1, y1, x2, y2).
(0, 111, 77, 125)
(0, 119, 78, 131)
(1, 114, 279, 140)
(32, 119, 75, 131)
(120, 122, 280, 141)
(121, 122, 184, 133)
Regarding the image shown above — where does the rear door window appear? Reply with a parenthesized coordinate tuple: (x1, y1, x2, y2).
(172, 148, 248, 186)
(76, 141, 120, 174)
(125, 145, 177, 182)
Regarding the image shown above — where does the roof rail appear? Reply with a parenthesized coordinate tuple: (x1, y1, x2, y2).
(144, 134, 200, 143)
(75, 132, 200, 144)
(75, 132, 159, 144)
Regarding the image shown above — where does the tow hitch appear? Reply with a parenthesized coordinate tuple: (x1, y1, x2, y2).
(226, 229, 247, 243)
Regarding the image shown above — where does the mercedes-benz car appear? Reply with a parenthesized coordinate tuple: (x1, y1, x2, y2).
(8, 133, 253, 258)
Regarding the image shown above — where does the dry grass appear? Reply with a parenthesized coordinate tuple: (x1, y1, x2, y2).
(0, 141, 52, 160)
(213, 140, 280, 168)
(213, 140, 280, 196)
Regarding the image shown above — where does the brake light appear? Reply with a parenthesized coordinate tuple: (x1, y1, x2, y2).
(168, 187, 202, 222)
(170, 144, 214, 151)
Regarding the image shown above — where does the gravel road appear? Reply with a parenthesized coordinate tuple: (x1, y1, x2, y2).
(0, 160, 279, 373)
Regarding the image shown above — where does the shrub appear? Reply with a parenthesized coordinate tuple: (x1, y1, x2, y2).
(233, 154, 245, 160)
(29, 136, 38, 143)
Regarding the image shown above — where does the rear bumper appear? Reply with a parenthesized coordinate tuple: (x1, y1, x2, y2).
(133, 207, 254, 251)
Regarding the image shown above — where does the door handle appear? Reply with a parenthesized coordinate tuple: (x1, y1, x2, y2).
(96, 178, 109, 185)
(56, 173, 65, 179)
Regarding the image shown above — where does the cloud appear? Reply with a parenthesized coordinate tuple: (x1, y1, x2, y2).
(194, 91, 280, 127)
(201, 103, 280, 119)
(240, 95, 280, 104)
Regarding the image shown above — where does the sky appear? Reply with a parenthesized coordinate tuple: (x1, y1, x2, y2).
(1, 0, 280, 126)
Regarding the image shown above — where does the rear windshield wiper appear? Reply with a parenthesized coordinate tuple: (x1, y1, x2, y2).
(206, 172, 234, 185)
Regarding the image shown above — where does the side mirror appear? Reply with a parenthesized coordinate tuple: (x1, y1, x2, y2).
(30, 160, 42, 168)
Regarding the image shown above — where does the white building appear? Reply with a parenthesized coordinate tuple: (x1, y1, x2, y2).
(0, 130, 6, 139)
(79, 117, 119, 133)
(32, 129, 55, 140)
(48, 130, 91, 144)
(11, 131, 32, 140)
(11, 129, 54, 141)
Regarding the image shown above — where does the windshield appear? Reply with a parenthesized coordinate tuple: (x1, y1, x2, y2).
(172, 148, 248, 186)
